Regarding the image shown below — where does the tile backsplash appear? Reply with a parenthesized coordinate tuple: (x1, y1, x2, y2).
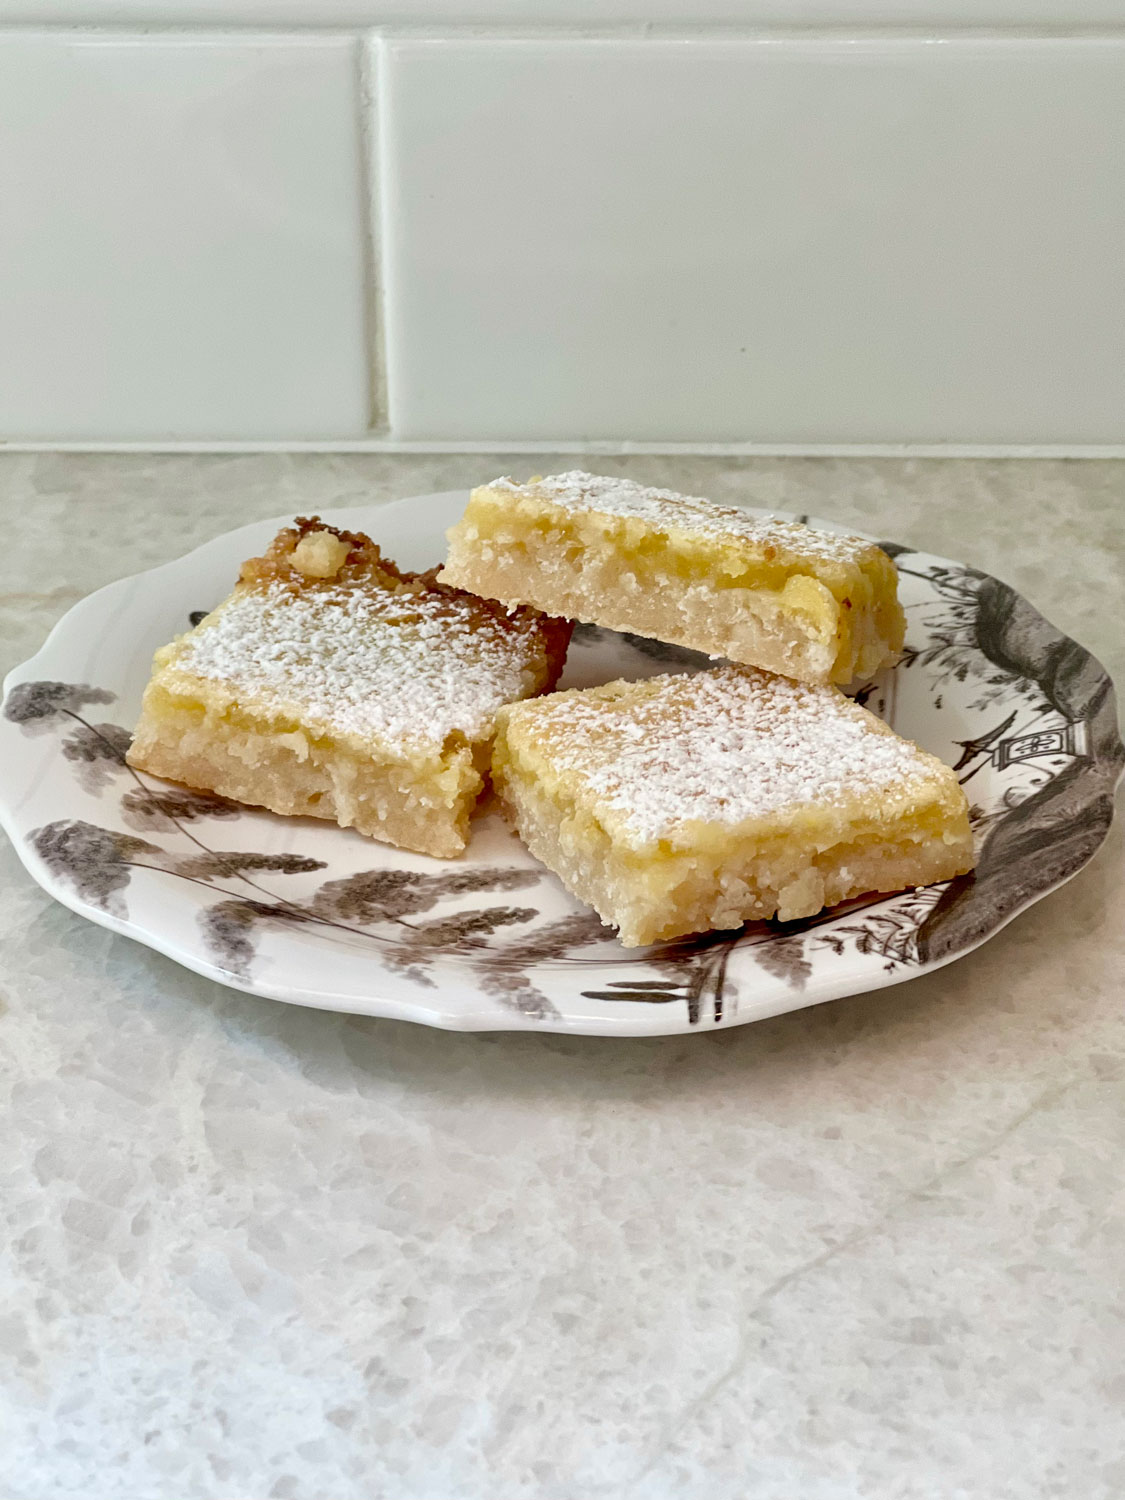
(0, 33, 369, 441)
(1, 17, 1123, 447)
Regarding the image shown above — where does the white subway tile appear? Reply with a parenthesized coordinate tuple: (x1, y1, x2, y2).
(381, 38, 1125, 444)
(0, 34, 369, 440)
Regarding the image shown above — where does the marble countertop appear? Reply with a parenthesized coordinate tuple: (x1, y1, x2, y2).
(1, 452, 1123, 1500)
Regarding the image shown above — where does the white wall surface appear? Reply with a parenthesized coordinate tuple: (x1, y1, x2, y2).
(0, 12, 1123, 448)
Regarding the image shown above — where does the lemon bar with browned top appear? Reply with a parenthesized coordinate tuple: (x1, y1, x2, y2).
(492, 666, 973, 947)
(127, 517, 572, 857)
(439, 472, 905, 686)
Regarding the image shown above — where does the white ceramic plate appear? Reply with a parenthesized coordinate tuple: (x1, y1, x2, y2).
(2, 492, 1121, 1035)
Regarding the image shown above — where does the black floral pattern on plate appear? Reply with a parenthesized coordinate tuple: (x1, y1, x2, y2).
(6, 688, 551, 991)
(3, 541, 1121, 1030)
(120, 786, 241, 831)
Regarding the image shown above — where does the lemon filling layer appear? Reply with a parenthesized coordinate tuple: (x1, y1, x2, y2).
(440, 473, 905, 686)
(127, 518, 571, 857)
(492, 666, 974, 947)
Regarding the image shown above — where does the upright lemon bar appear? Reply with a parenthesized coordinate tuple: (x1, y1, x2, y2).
(440, 472, 904, 685)
(128, 517, 571, 857)
(492, 666, 974, 946)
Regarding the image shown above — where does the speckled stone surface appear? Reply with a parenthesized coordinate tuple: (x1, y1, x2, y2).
(1, 453, 1123, 1500)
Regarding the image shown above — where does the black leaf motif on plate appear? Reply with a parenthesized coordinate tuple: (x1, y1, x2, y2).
(198, 897, 317, 979)
(170, 851, 327, 883)
(581, 980, 684, 1004)
(29, 819, 160, 917)
(483, 911, 611, 1019)
(190, 862, 546, 982)
(751, 931, 812, 990)
(642, 929, 739, 1025)
(385, 906, 540, 986)
(815, 889, 946, 971)
(4, 680, 115, 731)
(399, 906, 538, 951)
(310, 865, 539, 924)
(120, 786, 242, 831)
(61, 721, 133, 793)
(196, 899, 262, 977)
(199, 899, 258, 976)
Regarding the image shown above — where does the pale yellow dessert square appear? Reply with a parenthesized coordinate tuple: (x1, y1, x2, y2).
(127, 518, 571, 858)
(492, 666, 974, 947)
(439, 471, 905, 686)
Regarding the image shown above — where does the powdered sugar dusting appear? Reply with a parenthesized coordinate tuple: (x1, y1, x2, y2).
(488, 472, 872, 564)
(177, 581, 544, 753)
(521, 666, 943, 845)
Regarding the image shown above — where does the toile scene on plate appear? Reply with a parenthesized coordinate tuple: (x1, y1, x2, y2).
(2, 501, 1121, 1035)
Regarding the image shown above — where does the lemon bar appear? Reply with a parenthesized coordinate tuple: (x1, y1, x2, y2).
(127, 517, 572, 857)
(440, 472, 905, 685)
(492, 666, 973, 946)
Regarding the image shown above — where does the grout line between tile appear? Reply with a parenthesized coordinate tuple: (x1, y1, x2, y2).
(1, 20, 1125, 40)
(356, 34, 388, 435)
(2, 441, 1124, 457)
(367, 22, 1125, 40)
(2, 21, 1125, 39)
